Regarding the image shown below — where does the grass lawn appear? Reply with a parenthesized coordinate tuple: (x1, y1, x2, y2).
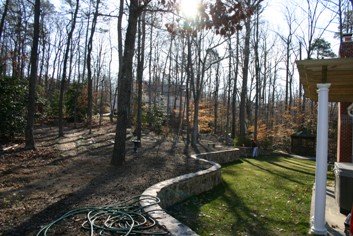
(167, 155, 334, 236)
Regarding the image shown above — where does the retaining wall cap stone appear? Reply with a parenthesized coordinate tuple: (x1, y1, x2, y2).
(140, 149, 240, 236)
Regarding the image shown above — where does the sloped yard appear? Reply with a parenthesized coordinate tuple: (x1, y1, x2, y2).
(0, 122, 223, 235)
(168, 156, 334, 235)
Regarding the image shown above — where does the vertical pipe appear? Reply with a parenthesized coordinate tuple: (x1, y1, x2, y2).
(311, 83, 330, 235)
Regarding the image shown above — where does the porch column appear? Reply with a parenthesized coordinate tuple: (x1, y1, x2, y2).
(311, 83, 330, 235)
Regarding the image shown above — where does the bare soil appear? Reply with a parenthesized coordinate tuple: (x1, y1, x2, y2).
(0, 121, 227, 235)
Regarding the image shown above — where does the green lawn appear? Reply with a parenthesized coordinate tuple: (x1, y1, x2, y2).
(168, 156, 334, 236)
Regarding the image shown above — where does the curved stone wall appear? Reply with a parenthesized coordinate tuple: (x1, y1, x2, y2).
(140, 149, 241, 235)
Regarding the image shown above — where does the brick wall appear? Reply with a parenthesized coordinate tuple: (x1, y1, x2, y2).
(337, 103, 353, 162)
(339, 41, 353, 58)
(337, 37, 353, 163)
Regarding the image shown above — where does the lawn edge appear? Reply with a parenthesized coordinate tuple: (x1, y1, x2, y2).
(140, 149, 242, 236)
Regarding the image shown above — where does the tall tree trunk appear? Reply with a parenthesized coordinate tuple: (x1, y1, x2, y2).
(58, 0, 79, 137)
(108, 36, 114, 122)
(239, 17, 251, 141)
(285, 36, 290, 111)
(25, 0, 40, 150)
(0, 0, 9, 42)
(254, 8, 260, 141)
(135, 12, 146, 141)
(82, 1, 91, 82)
(214, 63, 220, 134)
(44, 34, 51, 94)
(0, 0, 10, 75)
(111, 1, 140, 166)
(167, 35, 174, 116)
(231, 30, 239, 139)
(184, 35, 193, 153)
(86, 0, 100, 133)
(271, 64, 277, 128)
(226, 37, 232, 133)
(110, 0, 124, 122)
(99, 75, 105, 127)
(148, 13, 154, 110)
(38, 29, 46, 85)
(177, 40, 184, 127)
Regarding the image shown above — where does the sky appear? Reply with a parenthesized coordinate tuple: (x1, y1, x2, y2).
(263, 0, 340, 54)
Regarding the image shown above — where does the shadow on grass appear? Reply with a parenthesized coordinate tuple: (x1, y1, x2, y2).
(241, 158, 308, 185)
(280, 158, 316, 170)
(168, 156, 314, 235)
(167, 181, 275, 235)
(267, 160, 315, 177)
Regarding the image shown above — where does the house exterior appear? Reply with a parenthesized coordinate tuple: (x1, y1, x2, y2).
(296, 34, 353, 235)
(337, 34, 353, 163)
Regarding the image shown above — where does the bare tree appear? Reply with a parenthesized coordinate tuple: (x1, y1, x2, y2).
(25, 0, 41, 150)
(297, 0, 334, 59)
(231, 30, 239, 139)
(135, 12, 146, 141)
(58, 0, 80, 137)
(0, 0, 9, 42)
(239, 15, 251, 142)
(111, 0, 143, 166)
(110, 0, 124, 122)
(86, 0, 101, 133)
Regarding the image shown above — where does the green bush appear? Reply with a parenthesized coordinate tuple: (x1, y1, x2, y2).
(65, 82, 87, 122)
(48, 90, 60, 118)
(259, 136, 274, 150)
(0, 76, 27, 141)
(234, 136, 252, 147)
(142, 105, 165, 134)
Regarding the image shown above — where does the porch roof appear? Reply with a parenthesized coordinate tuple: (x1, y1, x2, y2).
(296, 58, 353, 102)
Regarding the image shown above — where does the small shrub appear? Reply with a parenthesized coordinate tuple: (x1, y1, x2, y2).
(142, 105, 165, 134)
(0, 76, 27, 141)
(65, 82, 88, 122)
(234, 136, 252, 147)
(48, 90, 60, 118)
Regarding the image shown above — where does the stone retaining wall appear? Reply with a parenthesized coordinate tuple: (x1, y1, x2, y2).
(140, 148, 241, 235)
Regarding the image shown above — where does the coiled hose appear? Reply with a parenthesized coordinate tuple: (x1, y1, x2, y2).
(37, 195, 168, 236)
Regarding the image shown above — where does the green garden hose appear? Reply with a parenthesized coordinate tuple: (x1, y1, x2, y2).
(36, 195, 168, 236)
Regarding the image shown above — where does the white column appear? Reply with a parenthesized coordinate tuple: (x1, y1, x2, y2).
(311, 83, 330, 235)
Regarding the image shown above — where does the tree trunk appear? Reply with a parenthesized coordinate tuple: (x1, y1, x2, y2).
(111, 1, 140, 166)
(214, 63, 220, 134)
(99, 75, 105, 127)
(285, 36, 290, 111)
(148, 13, 154, 111)
(82, 1, 91, 82)
(184, 35, 193, 153)
(86, 0, 100, 133)
(226, 37, 232, 133)
(239, 17, 251, 141)
(135, 12, 146, 141)
(0, 0, 9, 42)
(0, 0, 10, 74)
(254, 8, 260, 141)
(108, 36, 114, 123)
(231, 30, 239, 139)
(25, 0, 40, 150)
(58, 0, 79, 137)
(110, 0, 124, 123)
(167, 35, 174, 116)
